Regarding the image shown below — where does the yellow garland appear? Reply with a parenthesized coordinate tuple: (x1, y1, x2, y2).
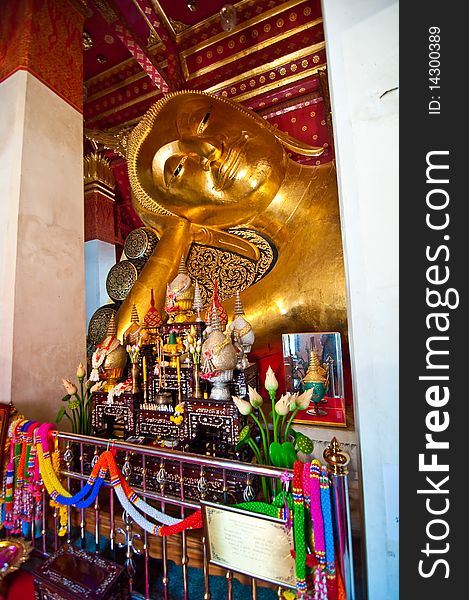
(50, 445, 68, 536)
(36, 443, 72, 500)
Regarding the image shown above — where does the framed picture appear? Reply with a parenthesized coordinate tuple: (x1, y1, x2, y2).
(282, 332, 346, 427)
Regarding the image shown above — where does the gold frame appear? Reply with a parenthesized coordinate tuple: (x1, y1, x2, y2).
(201, 501, 296, 589)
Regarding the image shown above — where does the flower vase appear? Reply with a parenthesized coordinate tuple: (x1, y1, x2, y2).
(208, 370, 233, 401)
(131, 362, 140, 394)
(193, 363, 203, 398)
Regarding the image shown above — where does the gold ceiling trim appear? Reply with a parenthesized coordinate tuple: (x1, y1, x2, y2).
(95, 67, 325, 129)
(183, 17, 322, 81)
(205, 41, 325, 94)
(85, 90, 160, 124)
(87, 72, 150, 103)
(84, 43, 164, 87)
(85, 66, 325, 126)
(233, 63, 326, 103)
(131, 0, 161, 46)
(181, 0, 313, 59)
(149, 0, 178, 41)
(85, 55, 137, 87)
(178, 0, 308, 43)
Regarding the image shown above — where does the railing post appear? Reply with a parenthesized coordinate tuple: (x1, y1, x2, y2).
(324, 437, 356, 600)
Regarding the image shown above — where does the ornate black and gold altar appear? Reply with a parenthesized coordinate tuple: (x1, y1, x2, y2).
(92, 391, 140, 439)
(91, 368, 257, 456)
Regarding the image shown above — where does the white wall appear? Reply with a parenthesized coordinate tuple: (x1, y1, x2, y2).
(0, 71, 86, 421)
(0, 72, 26, 404)
(321, 1, 399, 598)
(85, 239, 116, 327)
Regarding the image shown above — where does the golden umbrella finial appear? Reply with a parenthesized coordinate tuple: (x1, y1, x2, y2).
(178, 253, 188, 275)
(303, 350, 327, 384)
(130, 303, 140, 323)
(323, 437, 350, 476)
(105, 312, 117, 337)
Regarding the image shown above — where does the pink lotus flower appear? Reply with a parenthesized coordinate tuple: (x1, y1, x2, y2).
(232, 395, 253, 416)
(62, 378, 77, 395)
(248, 385, 263, 408)
(264, 366, 279, 394)
(275, 393, 293, 416)
(296, 389, 313, 410)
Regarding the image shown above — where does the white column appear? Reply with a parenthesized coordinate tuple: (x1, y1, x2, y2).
(85, 239, 116, 327)
(321, 1, 399, 598)
(0, 71, 86, 423)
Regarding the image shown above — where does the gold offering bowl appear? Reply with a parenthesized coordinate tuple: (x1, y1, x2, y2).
(103, 367, 126, 392)
(0, 538, 33, 580)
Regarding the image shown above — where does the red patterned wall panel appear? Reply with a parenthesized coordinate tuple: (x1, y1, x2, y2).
(84, 191, 117, 244)
(0, 0, 84, 112)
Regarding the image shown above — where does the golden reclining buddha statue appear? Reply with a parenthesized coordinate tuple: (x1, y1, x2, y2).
(116, 91, 347, 355)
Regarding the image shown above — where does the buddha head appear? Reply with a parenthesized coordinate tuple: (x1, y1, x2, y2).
(126, 91, 323, 229)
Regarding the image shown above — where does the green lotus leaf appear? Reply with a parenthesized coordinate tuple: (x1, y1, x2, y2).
(235, 425, 252, 451)
(295, 432, 315, 454)
(269, 441, 284, 467)
(68, 398, 80, 410)
(281, 441, 297, 469)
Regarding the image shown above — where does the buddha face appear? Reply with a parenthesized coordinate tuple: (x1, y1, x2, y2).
(132, 93, 287, 228)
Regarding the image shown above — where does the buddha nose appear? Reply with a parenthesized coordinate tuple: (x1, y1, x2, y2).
(180, 135, 223, 171)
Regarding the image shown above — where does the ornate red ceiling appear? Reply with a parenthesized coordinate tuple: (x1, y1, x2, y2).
(83, 0, 333, 236)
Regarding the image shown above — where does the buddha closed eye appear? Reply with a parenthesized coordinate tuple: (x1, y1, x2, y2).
(197, 111, 211, 134)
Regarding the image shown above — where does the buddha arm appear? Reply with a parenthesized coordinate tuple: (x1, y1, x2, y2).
(116, 218, 192, 339)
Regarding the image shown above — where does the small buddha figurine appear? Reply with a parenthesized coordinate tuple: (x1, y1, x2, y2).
(123, 304, 144, 346)
(302, 350, 329, 416)
(90, 313, 127, 389)
(201, 304, 237, 401)
(228, 291, 255, 369)
(164, 254, 194, 323)
(142, 288, 163, 344)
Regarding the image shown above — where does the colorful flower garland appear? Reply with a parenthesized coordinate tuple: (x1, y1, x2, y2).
(35, 423, 202, 536)
(320, 465, 337, 600)
(3, 418, 340, 600)
(309, 460, 328, 599)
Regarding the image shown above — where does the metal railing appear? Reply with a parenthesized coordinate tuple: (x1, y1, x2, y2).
(7, 432, 356, 599)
